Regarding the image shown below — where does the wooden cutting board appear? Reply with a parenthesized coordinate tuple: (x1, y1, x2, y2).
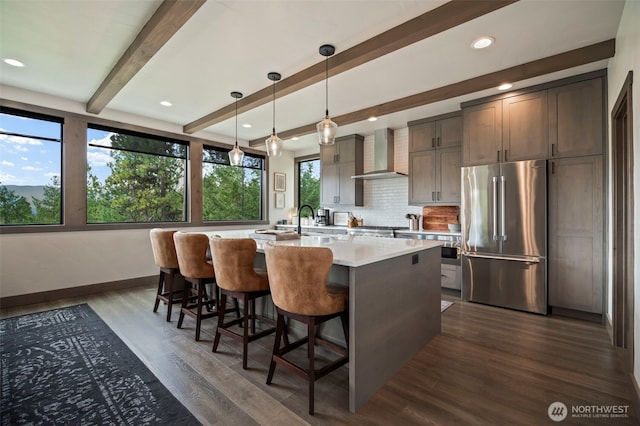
(422, 206, 459, 231)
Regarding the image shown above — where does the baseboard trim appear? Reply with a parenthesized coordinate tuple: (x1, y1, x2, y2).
(549, 306, 603, 323)
(0, 276, 157, 309)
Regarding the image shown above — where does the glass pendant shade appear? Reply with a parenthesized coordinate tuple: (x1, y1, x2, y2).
(265, 132, 282, 157)
(229, 141, 244, 166)
(317, 115, 338, 145)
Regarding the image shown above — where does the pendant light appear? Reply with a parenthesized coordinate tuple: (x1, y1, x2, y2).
(265, 72, 283, 157)
(317, 44, 337, 145)
(228, 91, 245, 166)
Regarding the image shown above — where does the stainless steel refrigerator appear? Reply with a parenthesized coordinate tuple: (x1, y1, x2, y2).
(461, 159, 547, 314)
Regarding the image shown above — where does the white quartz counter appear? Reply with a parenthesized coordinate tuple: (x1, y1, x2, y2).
(200, 230, 441, 268)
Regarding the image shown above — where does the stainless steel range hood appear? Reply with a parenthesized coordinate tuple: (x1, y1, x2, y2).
(351, 128, 408, 179)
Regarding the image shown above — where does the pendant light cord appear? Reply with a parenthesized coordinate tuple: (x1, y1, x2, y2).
(234, 97, 238, 145)
(325, 56, 329, 117)
(272, 79, 276, 135)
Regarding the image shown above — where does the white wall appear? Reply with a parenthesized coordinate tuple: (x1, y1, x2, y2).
(605, 0, 640, 389)
(0, 225, 253, 299)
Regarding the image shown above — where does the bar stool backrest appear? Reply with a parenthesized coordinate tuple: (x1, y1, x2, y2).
(173, 232, 214, 279)
(264, 244, 341, 316)
(209, 237, 266, 292)
(149, 228, 179, 269)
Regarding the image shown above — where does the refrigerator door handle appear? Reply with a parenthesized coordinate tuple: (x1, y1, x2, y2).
(500, 175, 507, 241)
(463, 253, 541, 264)
(492, 177, 498, 241)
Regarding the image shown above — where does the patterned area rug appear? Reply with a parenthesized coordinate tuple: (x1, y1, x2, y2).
(441, 300, 454, 312)
(0, 304, 199, 425)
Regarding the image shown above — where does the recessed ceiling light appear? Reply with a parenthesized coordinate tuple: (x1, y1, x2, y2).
(498, 83, 513, 91)
(242, 123, 252, 128)
(160, 101, 172, 107)
(3, 58, 25, 67)
(367, 117, 378, 122)
(291, 137, 299, 141)
(471, 37, 494, 49)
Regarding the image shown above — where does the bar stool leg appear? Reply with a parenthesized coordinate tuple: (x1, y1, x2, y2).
(153, 271, 164, 313)
(164, 271, 174, 322)
(195, 280, 208, 341)
(266, 313, 285, 384)
(242, 294, 250, 369)
(308, 321, 316, 415)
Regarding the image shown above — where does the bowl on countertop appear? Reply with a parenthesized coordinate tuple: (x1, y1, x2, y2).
(448, 223, 461, 232)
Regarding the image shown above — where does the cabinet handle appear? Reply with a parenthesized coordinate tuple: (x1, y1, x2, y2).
(551, 143, 555, 157)
(432, 191, 436, 201)
(437, 136, 441, 147)
(431, 137, 436, 148)
(497, 150, 501, 162)
(437, 191, 440, 200)
(504, 150, 508, 162)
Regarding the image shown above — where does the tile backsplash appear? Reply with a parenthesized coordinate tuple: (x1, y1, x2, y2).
(348, 177, 423, 227)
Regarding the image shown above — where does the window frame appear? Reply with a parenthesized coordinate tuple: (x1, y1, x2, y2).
(0, 106, 64, 226)
(86, 123, 190, 225)
(0, 99, 269, 234)
(294, 154, 320, 211)
(201, 144, 266, 222)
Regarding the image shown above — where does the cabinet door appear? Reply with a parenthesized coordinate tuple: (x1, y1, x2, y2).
(336, 137, 356, 163)
(437, 146, 461, 203)
(548, 155, 603, 313)
(409, 122, 436, 152)
(320, 145, 336, 163)
(437, 115, 462, 148)
(502, 91, 548, 162)
(320, 163, 339, 205)
(549, 78, 603, 158)
(462, 100, 502, 166)
(409, 150, 436, 205)
(337, 162, 361, 205)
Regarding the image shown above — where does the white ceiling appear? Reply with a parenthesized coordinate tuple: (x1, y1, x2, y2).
(0, 0, 625, 155)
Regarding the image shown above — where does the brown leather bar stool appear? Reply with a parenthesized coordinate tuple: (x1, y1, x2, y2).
(174, 232, 219, 341)
(264, 243, 349, 415)
(209, 237, 277, 369)
(149, 228, 183, 321)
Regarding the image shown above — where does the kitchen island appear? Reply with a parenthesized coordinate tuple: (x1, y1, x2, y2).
(206, 231, 442, 412)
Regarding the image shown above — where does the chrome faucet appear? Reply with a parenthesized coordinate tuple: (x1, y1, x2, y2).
(296, 204, 315, 235)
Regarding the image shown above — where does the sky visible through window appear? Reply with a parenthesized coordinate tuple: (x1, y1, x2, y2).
(0, 113, 61, 186)
(87, 127, 118, 183)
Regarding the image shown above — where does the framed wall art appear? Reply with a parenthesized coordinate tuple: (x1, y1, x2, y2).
(275, 192, 285, 209)
(274, 172, 286, 192)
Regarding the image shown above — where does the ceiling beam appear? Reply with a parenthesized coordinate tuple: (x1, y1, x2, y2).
(183, 0, 518, 134)
(249, 39, 615, 146)
(86, 0, 206, 114)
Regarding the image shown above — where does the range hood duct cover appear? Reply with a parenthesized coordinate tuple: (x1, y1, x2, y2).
(351, 128, 407, 179)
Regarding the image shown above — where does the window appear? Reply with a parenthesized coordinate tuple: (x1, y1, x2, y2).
(0, 108, 63, 225)
(297, 158, 320, 211)
(86, 125, 187, 223)
(202, 145, 264, 221)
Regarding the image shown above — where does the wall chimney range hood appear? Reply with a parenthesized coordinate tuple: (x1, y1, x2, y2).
(351, 128, 408, 179)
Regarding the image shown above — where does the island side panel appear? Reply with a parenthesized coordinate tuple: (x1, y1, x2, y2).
(349, 247, 441, 413)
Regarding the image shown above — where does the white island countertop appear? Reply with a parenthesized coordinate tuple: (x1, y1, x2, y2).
(201, 230, 441, 268)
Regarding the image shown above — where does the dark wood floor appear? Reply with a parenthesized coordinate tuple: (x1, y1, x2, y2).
(1, 286, 637, 425)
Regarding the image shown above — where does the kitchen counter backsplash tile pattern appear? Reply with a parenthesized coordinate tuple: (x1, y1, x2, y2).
(345, 128, 422, 227)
